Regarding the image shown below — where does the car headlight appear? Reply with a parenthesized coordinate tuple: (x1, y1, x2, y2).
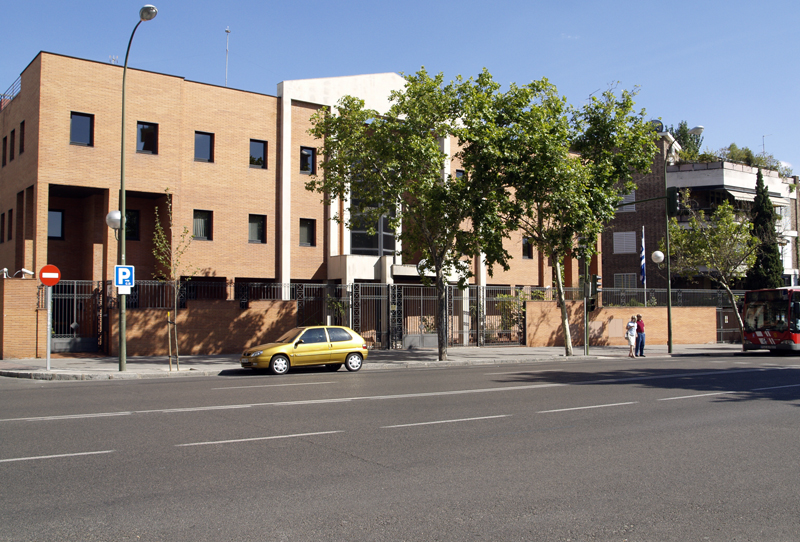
(249, 350, 263, 357)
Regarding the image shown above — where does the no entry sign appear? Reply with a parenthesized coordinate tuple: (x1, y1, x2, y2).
(39, 264, 61, 287)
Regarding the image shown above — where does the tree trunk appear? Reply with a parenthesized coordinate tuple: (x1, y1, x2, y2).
(435, 270, 448, 361)
(553, 257, 574, 356)
(722, 283, 745, 349)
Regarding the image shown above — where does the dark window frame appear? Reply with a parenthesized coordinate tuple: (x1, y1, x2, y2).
(136, 121, 158, 154)
(7, 209, 12, 241)
(0, 213, 4, 243)
(248, 214, 267, 244)
(48, 210, 65, 240)
(299, 218, 316, 247)
(300, 146, 316, 174)
(1, 136, 6, 167)
(193, 210, 213, 241)
(125, 209, 140, 241)
(9, 130, 14, 161)
(522, 237, 533, 259)
(70, 111, 95, 146)
(194, 131, 214, 163)
(250, 139, 267, 169)
(19, 121, 24, 154)
(455, 169, 465, 179)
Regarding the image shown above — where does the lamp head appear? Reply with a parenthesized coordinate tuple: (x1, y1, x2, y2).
(651, 251, 665, 264)
(688, 126, 704, 136)
(139, 5, 158, 21)
(106, 210, 122, 230)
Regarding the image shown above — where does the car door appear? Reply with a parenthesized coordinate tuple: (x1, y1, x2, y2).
(292, 327, 331, 365)
(326, 327, 354, 362)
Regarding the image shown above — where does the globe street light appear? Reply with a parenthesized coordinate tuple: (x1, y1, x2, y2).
(664, 125, 703, 353)
(115, 5, 158, 371)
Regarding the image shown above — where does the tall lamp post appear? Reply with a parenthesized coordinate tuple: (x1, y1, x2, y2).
(108, 5, 158, 372)
(663, 125, 703, 353)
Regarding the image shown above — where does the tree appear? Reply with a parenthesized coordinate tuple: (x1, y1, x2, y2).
(716, 143, 793, 177)
(307, 69, 514, 361)
(745, 169, 784, 290)
(459, 80, 657, 355)
(664, 192, 759, 344)
(152, 189, 198, 370)
(667, 120, 704, 163)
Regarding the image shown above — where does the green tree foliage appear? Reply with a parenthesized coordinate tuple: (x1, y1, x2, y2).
(307, 70, 514, 361)
(664, 192, 759, 343)
(667, 120, 703, 162)
(715, 143, 793, 177)
(458, 80, 657, 355)
(745, 169, 784, 290)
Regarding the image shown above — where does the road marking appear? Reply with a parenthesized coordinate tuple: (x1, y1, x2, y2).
(0, 450, 115, 463)
(176, 430, 342, 447)
(212, 381, 335, 390)
(537, 402, 638, 414)
(382, 414, 510, 429)
(659, 392, 733, 401)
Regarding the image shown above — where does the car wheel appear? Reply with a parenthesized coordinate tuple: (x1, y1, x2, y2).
(269, 355, 290, 375)
(344, 353, 363, 372)
(326, 363, 343, 372)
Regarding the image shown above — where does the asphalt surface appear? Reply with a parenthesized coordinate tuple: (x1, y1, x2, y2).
(0, 343, 746, 380)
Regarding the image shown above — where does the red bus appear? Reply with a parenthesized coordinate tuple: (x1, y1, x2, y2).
(742, 288, 800, 352)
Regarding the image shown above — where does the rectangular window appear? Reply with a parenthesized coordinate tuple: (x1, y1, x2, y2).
(248, 214, 266, 243)
(1, 136, 5, 166)
(613, 231, 637, 254)
(617, 190, 636, 213)
(299, 218, 316, 246)
(0, 213, 4, 243)
(19, 121, 24, 154)
(48, 210, 64, 239)
(137, 122, 158, 154)
(522, 237, 533, 259)
(250, 140, 267, 168)
(125, 209, 140, 241)
(194, 132, 214, 162)
(193, 210, 213, 240)
(9, 130, 14, 161)
(70, 112, 94, 146)
(614, 273, 638, 289)
(300, 147, 315, 174)
(7, 209, 12, 241)
(455, 169, 465, 179)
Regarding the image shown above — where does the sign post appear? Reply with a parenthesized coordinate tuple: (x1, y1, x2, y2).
(39, 265, 61, 371)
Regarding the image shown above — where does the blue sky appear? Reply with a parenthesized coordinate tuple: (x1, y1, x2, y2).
(2, 0, 798, 172)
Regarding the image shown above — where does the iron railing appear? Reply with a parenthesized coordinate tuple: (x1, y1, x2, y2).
(0, 76, 21, 112)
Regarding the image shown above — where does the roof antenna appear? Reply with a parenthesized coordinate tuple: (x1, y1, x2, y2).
(225, 27, 231, 87)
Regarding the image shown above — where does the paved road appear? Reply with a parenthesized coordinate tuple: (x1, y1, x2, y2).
(1, 354, 799, 541)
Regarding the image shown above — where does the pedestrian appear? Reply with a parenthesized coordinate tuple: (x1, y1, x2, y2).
(626, 316, 637, 358)
(635, 314, 645, 357)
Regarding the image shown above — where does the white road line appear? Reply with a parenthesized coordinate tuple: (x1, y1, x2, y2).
(751, 383, 800, 391)
(382, 415, 510, 429)
(537, 402, 638, 414)
(176, 430, 342, 447)
(0, 450, 115, 463)
(212, 381, 335, 390)
(658, 392, 733, 401)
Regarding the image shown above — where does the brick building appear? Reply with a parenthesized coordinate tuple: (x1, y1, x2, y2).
(603, 132, 800, 290)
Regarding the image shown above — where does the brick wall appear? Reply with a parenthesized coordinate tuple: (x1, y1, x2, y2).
(0, 278, 40, 359)
(525, 301, 716, 347)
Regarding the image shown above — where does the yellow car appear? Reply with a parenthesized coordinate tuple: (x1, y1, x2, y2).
(240, 326, 368, 375)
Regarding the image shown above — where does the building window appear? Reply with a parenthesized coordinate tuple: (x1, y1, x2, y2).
(9, 130, 14, 161)
(48, 210, 64, 240)
(455, 169, 465, 179)
(19, 121, 24, 154)
(617, 190, 636, 213)
(249, 214, 266, 243)
(613, 231, 637, 254)
(0, 213, 4, 243)
(299, 218, 316, 246)
(300, 147, 315, 174)
(522, 237, 533, 259)
(70, 112, 94, 146)
(7, 209, 12, 241)
(125, 210, 140, 241)
(1, 136, 5, 167)
(614, 273, 638, 289)
(194, 132, 214, 162)
(193, 210, 213, 240)
(250, 140, 267, 168)
(137, 122, 158, 154)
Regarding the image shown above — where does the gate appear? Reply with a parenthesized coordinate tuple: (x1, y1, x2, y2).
(39, 280, 104, 353)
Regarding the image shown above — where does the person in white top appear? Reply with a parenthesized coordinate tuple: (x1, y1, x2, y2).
(626, 316, 637, 358)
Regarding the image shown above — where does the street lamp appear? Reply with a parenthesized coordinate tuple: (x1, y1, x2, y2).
(113, 4, 158, 372)
(664, 125, 703, 353)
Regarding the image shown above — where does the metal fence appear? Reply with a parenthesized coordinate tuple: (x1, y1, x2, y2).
(600, 288, 744, 308)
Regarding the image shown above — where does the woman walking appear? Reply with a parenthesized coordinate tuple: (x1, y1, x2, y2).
(626, 316, 637, 358)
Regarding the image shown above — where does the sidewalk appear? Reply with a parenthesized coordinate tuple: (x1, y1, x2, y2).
(0, 343, 748, 381)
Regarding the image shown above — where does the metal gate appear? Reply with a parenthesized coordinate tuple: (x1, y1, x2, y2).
(39, 280, 104, 352)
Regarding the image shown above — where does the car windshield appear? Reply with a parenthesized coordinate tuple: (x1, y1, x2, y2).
(274, 328, 304, 343)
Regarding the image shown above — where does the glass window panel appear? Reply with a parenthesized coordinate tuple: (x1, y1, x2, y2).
(125, 209, 140, 241)
(137, 122, 158, 153)
(249, 214, 265, 243)
(195, 132, 214, 162)
(300, 147, 315, 174)
(193, 210, 212, 240)
(300, 218, 315, 246)
(250, 140, 266, 168)
(70, 112, 93, 145)
(48, 210, 64, 239)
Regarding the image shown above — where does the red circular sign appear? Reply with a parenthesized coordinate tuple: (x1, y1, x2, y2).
(39, 264, 61, 287)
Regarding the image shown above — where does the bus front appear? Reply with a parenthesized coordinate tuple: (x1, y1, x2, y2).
(742, 288, 800, 352)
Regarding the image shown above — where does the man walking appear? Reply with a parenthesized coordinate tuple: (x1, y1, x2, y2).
(635, 314, 645, 357)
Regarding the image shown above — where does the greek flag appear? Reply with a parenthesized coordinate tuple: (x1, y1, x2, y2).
(639, 226, 646, 287)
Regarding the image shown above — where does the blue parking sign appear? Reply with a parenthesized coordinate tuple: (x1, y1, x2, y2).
(115, 265, 135, 287)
